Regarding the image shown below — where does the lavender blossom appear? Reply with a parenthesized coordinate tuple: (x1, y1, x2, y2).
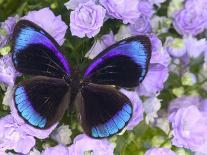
(169, 96, 207, 154)
(23, 7, 68, 45)
(51, 125, 72, 145)
(0, 115, 35, 154)
(120, 89, 144, 130)
(173, 0, 207, 36)
(164, 37, 186, 58)
(0, 16, 18, 48)
(70, 1, 106, 38)
(0, 54, 20, 86)
(68, 134, 114, 154)
(100, 0, 141, 24)
(129, 16, 151, 35)
(145, 147, 176, 155)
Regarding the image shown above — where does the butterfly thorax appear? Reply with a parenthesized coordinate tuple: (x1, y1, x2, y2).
(68, 69, 83, 104)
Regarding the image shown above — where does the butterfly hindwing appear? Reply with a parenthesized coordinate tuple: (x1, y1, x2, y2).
(76, 83, 133, 138)
(84, 36, 151, 88)
(12, 20, 71, 78)
(14, 76, 70, 128)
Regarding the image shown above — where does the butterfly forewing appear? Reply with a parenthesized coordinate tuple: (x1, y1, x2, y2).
(77, 83, 133, 138)
(83, 36, 151, 88)
(14, 76, 70, 128)
(12, 20, 71, 78)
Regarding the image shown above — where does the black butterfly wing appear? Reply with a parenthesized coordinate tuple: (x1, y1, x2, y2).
(78, 36, 151, 138)
(12, 20, 71, 78)
(76, 83, 132, 138)
(83, 36, 151, 88)
(14, 76, 70, 128)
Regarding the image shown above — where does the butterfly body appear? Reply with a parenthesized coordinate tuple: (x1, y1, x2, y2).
(11, 20, 151, 138)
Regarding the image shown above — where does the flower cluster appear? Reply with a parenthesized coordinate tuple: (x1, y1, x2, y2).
(0, 0, 207, 154)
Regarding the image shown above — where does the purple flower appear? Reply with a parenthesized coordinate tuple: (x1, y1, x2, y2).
(85, 31, 115, 59)
(120, 89, 144, 130)
(129, 16, 151, 35)
(42, 145, 69, 155)
(184, 36, 206, 58)
(138, 0, 153, 18)
(145, 147, 176, 155)
(22, 7, 68, 45)
(168, 96, 207, 154)
(100, 0, 141, 24)
(137, 34, 170, 96)
(68, 134, 114, 154)
(173, 0, 207, 36)
(70, 1, 106, 38)
(0, 115, 35, 154)
(164, 37, 186, 58)
(0, 16, 18, 48)
(0, 54, 20, 86)
(65, 0, 98, 10)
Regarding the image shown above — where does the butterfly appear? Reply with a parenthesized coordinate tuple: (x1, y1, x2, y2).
(11, 20, 151, 138)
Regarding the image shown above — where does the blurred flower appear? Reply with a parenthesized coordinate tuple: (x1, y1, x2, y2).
(165, 36, 206, 58)
(42, 144, 69, 155)
(0, 54, 20, 86)
(65, 0, 89, 10)
(151, 16, 171, 34)
(2, 86, 13, 106)
(168, 96, 207, 154)
(181, 72, 197, 86)
(23, 7, 67, 45)
(0, 115, 35, 154)
(70, 1, 106, 38)
(164, 37, 186, 58)
(173, 0, 207, 36)
(68, 134, 114, 154)
(129, 16, 151, 35)
(184, 36, 206, 58)
(100, 0, 141, 24)
(0, 16, 18, 48)
(138, 0, 153, 18)
(120, 89, 144, 130)
(86, 31, 115, 59)
(138, 34, 170, 96)
(143, 96, 161, 124)
(51, 125, 72, 145)
(145, 147, 176, 155)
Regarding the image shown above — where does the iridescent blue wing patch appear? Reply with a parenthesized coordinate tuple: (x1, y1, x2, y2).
(14, 76, 70, 128)
(78, 83, 133, 138)
(84, 36, 151, 88)
(12, 20, 71, 78)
